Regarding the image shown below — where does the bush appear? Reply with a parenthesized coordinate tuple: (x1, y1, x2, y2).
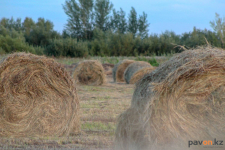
(0, 35, 36, 54)
(44, 38, 89, 57)
(0, 25, 44, 55)
(135, 57, 159, 67)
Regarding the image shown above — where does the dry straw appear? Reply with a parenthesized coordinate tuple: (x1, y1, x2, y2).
(129, 67, 156, 84)
(0, 52, 80, 137)
(73, 60, 106, 85)
(115, 46, 225, 150)
(115, 60, 135, 82)
(124, 61, 153, 84)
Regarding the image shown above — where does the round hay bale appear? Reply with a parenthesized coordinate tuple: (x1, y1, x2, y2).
(72, 60, 106, 85)
(115, 46, 225, 150)
(103, 63, 114, 75)
(129, 67, 156, 84)
(124, 61, 153, 84)
(112, 61, 122, 82)
(112, 60, 134, 82)
(0, 52, 80, 137)
(115, 60, 135, 82)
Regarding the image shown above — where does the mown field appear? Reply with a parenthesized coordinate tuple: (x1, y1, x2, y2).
(0, 56, 170, 149)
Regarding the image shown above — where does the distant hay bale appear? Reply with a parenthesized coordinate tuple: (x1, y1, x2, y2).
(112, 61, 123, 82)
(129, 67, 156, 84)
(103, 63, 114, 75)
(115, 46, 225, 150)
(113, 60, 135, 82)
(72, 60, 106, 85)
(115, 60, 135, 82)
(124, 61, 153, 84)
(0, 52, 80, 137)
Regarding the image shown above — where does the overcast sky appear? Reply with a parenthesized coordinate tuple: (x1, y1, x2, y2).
(0, 0, 225, 35)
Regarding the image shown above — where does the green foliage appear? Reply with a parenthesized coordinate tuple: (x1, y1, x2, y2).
(210, 13, 225, 47)
(82, 122, 115, 131)
(34, 46, 45, 55)
(63, 0, 94, 40)
(0, 17, 23, 32)
(128, 7, 138, 37)
(45, 38, 89, 57)
(0, 47, 5, 55)
(23, 17, 35, 38)
(108, 32, 135, 56)
(138, 12, 150, 39)
(94, 0, 113, 31)
(100, 56, 119, 64)
(1, 12, 225, 58)
(135, 57, 159, 67)
(0, 25, 43, 54)
(25, 18, 61, 46)
(110, 8, 127, 33)
(180, 27, 223, 48)
(0, 35, 39, 54)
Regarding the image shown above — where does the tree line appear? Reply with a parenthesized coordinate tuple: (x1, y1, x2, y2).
(0, 0, 224, 57)
(62, 0, 149, 40)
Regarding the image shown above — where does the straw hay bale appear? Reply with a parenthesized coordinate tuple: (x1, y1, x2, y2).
(112, 61, 122, 82)
(0, 52, 80, 137)
(103, 63, 114, 75)
(113, 60, 134, 82)
(73, 60, 106, 85)
(115, 46, 225, 150)
(129, 67, 156, 84)
(115, 60, 135, 82)
(124, 61, 153, 84)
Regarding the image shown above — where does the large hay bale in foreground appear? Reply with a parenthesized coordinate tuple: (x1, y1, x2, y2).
(73, 60, 106, 85)
(129, 67, 156, 84)
(115, 60, 135, 82)
(0, 53, 80, 137)
(124, 61, 153, 84)
(115, 47, 225, 150)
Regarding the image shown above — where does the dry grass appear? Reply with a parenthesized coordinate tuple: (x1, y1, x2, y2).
(115, 46, 225, 150)
(0, 52, 80, 137)
(73, 60, 106, 86)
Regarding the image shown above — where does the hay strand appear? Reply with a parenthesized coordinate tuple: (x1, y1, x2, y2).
(0, 52, 80, 137)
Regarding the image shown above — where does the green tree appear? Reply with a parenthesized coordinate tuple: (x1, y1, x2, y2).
(110, 9, 120, 32)
(27, 18, 60, 46)
(110, 8, 127, 33)
(0, 17, 23, 32)
(117, 8, 127, 34)
(128, 7, 138, 37)
(22, 17, 35, 39)
(210, 13, 225, 47)
(138, 12, 149, 39)
(63, 0, 94, 40)
(94, 0, 113, 31)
